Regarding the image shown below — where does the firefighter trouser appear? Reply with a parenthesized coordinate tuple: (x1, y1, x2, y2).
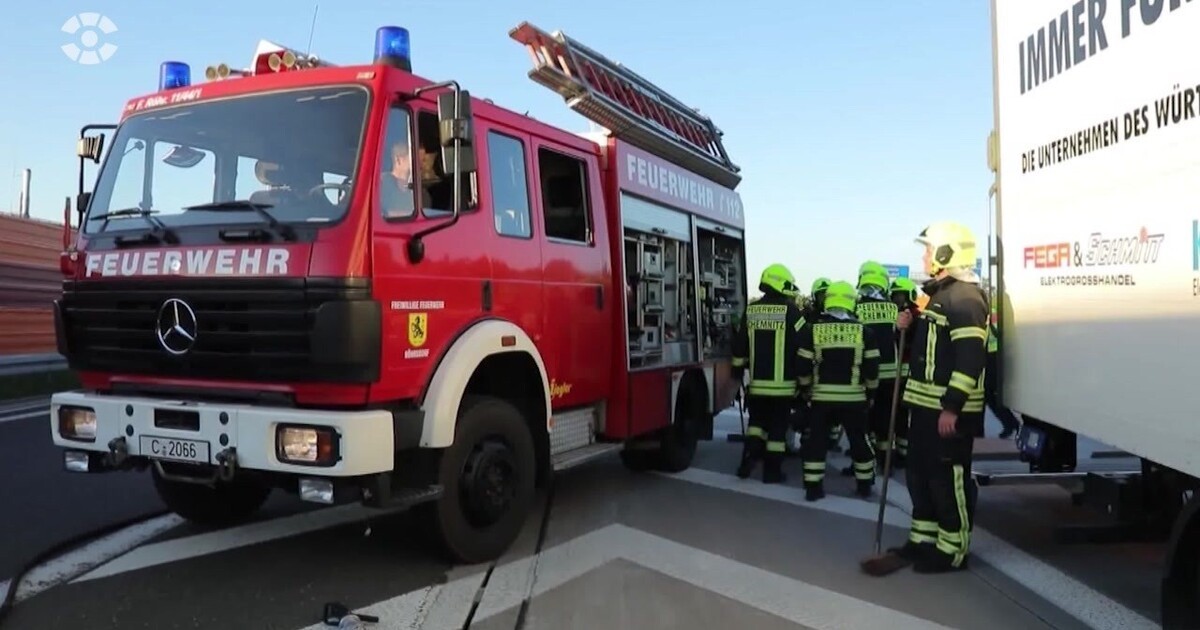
(984, 355, 1020, 434)
(905, 406, 979, 568)
(742, 395, 791, 477)
(869, 379, 898, 463)
(802, 401, 873, 487)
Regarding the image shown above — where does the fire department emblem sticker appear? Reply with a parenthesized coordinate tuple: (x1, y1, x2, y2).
(408, 312, 428, 348)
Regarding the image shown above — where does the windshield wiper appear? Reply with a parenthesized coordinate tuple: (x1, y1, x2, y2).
(182, 200, 296, 241)
(88, 207, 179, 243)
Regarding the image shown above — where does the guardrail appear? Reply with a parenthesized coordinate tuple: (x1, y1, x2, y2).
(0, 353, 67, 377)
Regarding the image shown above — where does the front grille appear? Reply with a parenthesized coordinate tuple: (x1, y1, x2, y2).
(59, 277, 373, 383)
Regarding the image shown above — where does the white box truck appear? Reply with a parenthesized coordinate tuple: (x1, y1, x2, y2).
(988, 1, 1200, 626)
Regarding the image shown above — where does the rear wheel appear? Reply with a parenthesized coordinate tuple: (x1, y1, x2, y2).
(620, 380, 704, 474)
(658, 381, 703, 473)
(151, 465, 271, 527)
(423, 395, 536, 564)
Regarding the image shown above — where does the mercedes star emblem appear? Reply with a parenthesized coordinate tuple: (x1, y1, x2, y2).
(156, 298, 198, 355)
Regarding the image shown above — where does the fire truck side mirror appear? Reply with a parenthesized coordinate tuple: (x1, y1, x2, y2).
(76, 192, 92, 220)
(436, 90, 477, 175)
(77, 134, 106, 164)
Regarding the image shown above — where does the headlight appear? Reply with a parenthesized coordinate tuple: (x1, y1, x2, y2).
(58, 406, 97, 442)
(276, 425, 339, 466)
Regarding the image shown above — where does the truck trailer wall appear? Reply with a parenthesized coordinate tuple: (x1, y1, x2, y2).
(992, 0, 1200, 476)
(0, 213, 69, 355)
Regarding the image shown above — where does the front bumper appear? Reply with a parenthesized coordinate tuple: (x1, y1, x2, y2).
(49, 390, 398, 477)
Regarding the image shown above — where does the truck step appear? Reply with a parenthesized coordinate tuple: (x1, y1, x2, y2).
(550, 405, 600, 456)
(552, 443, 622, 472)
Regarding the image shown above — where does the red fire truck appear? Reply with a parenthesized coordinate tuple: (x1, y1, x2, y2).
(49, 23, 749, 563)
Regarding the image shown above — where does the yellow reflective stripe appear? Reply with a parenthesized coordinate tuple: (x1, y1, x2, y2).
(907, 380, 946, 396)
(798, 348, 815, 359)
(749, 379, 794, 390)
(952, 465, 970, 567)
(814, 384, 864, 392)
(949, 326, 987, 341)
(912, 519, 938, 533)
(900, 363, 911, 377)
(865, 379, 879, 389)
(864, 349, 881, 359)
(803, 473, 823, 482)
(910, 532, 937, 545)
(766, 441, 786, 453)
(798, 376, 813, 386)
(922, 310, 948, 326)
(746, 426, 766, 438)
(877, 363, 898, 379)
(924, 322, 937, 382)
(802, 462, 825, 470)
(747, 389, 797, 398)
(794, 316, 806, 332)
(949, 371, 977, 393)
(813, 392, 867, 402)
(732, 357, 748, 367)
(903, 388, 942, 410)
(773, 327, 785, 383)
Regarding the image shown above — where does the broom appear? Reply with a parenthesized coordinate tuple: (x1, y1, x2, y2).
(860, 330, 910, 576)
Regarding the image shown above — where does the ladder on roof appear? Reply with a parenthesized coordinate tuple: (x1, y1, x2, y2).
(509, 22, 742, 189)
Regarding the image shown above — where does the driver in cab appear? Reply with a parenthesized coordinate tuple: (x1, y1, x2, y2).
(381, 141, 443, 219)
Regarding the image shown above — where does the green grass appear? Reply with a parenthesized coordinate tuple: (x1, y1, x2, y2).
(0, 369, 80, 403)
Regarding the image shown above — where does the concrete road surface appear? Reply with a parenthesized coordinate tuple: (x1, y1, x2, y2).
(1, 406, 1164, 629)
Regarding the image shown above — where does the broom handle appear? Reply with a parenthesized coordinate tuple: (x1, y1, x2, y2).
(874, 329, 907, 555)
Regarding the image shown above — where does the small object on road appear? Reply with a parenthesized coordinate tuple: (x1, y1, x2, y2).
(322, 602, 379, 627)
(860, 333, 908, 577)
(860, 549, 912, 576)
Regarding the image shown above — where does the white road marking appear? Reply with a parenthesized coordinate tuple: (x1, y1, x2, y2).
(294, 524, 956, 630)
(0, 409, 50, 424)
(665, 460, 1158, 630)
(0, 514, 183, 603)
(73, 503, 409, 582)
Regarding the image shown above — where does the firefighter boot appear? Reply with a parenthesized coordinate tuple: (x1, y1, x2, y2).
(856, 479, 873, 498)
(805, 483, 825, 502)
(762, 452, 787, 484)
(737, 438, 764, 479)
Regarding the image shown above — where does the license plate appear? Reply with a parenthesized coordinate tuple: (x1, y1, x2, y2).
(139, 435, 210, 464)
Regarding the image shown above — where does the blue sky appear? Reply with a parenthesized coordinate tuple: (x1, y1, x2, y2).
(0, 0, 994, 287)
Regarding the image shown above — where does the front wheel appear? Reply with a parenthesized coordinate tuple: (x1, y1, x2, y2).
(423, 396, 536, 564)
(151, 465, 271, 527)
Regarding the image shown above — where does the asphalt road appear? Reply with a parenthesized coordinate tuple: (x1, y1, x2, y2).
(0, 401, 312, 582)
(0, 403, 1164, 629)
(0, 402, 162, 581)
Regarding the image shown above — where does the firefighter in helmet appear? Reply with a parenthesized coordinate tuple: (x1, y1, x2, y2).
(732, 264, 804, 484)
(856, 262, 900, 472)
(888, 276, 920, 467)
(889, 221, 989, 573)
(798, 277, 842, 453)
(796, 280, 880, 501)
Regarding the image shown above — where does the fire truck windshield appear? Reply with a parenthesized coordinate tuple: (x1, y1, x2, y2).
(83, 85, 370, 234)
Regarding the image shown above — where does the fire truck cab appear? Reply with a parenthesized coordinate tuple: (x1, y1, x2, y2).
(50, 24, 749, 563)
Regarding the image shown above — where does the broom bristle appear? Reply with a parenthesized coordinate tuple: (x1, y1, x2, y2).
(860, 552, 911, 576)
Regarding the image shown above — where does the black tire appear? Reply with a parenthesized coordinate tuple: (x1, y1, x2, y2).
(658, 381, 702, 473)
(424, 395, 536, 565)
(151, 466, 271, 527)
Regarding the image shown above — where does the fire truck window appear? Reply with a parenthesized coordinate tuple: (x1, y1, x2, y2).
(379, 108, 416, 220)
(486, 131, 532, 239)
(416, 111, 467, 218)
(151, 143, 216, 212)
(537, 149, 591, 244)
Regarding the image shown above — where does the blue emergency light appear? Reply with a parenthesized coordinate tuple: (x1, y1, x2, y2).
(160, 61, 191, 91)
(374, 26, 412, 71)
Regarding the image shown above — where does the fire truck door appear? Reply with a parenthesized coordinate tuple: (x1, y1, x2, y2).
(533, 146, 612, 409)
